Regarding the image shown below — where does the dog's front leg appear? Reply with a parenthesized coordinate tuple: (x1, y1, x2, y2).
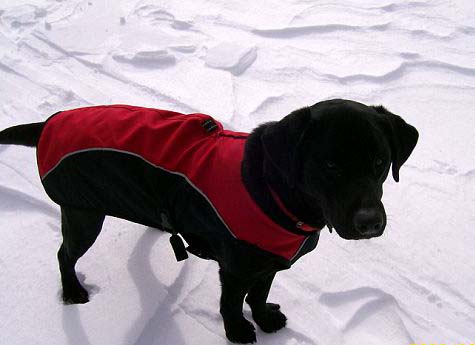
(219, 268, 256, 344)
(245, 273, 287, 333)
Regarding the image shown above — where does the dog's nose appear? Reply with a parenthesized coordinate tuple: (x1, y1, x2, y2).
(353, 208, 384, 236)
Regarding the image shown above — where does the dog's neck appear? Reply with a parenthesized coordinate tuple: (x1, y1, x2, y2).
(242, 125, 326, 230)
(263, 158, 326, 228)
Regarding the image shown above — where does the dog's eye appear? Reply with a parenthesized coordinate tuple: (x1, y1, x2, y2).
(322, 159, 343, 176)
(374, 157, 387, 179)
(323, 160, 343, 177)
(325, 160, 337, 169)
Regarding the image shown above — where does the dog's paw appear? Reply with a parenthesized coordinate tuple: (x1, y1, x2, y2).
(265, 302, 281, 311)
(62, 286, 89, 304)
(253, 303, 287, 333)
(225, 318, 256, 344)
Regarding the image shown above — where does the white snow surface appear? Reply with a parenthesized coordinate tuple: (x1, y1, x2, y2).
(0, 1, 474, 344)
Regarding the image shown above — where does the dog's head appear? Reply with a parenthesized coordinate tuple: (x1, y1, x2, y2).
(262, 99, 418, 240)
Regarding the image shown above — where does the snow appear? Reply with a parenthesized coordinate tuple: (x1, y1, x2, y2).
(205, 42, 257, 75)
(0, 0, 474, 344)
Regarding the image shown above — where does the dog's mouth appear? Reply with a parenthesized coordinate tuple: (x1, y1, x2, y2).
(357, 231, 384, 240)
(325, 209, 386, 240)
(328, 222, 385, 240)
(336, 230, 383, 240)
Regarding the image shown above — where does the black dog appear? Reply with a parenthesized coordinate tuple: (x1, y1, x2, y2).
(0, 99, 418, 343)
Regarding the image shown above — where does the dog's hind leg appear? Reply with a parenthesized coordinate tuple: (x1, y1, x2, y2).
(58, 206, 105, 304)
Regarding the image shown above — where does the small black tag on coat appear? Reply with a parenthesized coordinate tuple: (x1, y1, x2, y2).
(201, 119, 218, 133)
(170, 234, 189, 261)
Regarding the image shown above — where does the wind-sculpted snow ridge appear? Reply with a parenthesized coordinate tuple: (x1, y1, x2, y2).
(132, 4, 193, 30)
(112, 49, 177, 69)
(319, 287, 415, 345)
(252, 23, 391, 38)
(320, 60, 475, 84)
(1, 0, 475, 344)
(205, 42, 257, 75)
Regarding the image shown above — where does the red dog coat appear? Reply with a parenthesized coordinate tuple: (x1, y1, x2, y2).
(37, 105, 320, 266)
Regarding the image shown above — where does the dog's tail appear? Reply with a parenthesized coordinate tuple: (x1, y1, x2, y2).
(0, 122, 45, 147)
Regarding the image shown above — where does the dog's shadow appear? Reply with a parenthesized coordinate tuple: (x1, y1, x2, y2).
(60, 228, 188, 345)
(61, 228, 317, 345)
(62, 304, 93, 345)
(124, 228, 189, 345)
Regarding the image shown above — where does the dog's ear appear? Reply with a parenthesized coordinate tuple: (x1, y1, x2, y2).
(261, 107, 312, 187)
(373, 105, 419, 182)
